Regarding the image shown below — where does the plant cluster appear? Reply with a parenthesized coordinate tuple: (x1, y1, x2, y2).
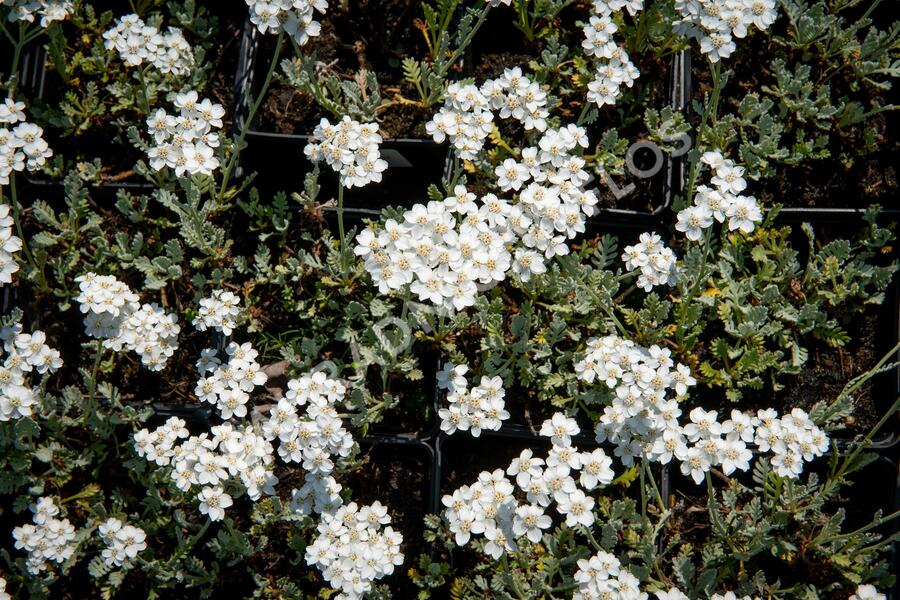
(0, 0, 898, 598)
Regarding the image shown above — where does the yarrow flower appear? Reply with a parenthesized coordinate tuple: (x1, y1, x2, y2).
(673, 0, 778, 62)
(356, 124, 597, 312)
(582, 1, 642, 108)
(193, 289, 243, 336)
(0, 203, 23, 284)
(2, 0, 72, 26)
(849, 585, 887, 600)
(426, 69, 548, 160)
(675, 151, 762, 239)
(437, 362, 509, 437)
(573, 551, 643, 600)
(576, 335, 828, 482)
(98, 518, 147, 568)
(102, 13, 194, 75)
(0, 98, 53, 185)
(304, 116, 388, 188)
(245, 0, 328, 46)
(12, 497, 77, 575)
(0, 322, 62, 421)
(305, 501, 404, 599)
(146, 91, 225, 176)
(621, 232, 679, 291)
(442, 412, 615, 558)
(74, 273, 180, 371)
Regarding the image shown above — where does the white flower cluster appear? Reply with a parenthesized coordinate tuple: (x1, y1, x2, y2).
(621, 232, 679, 292)
(357, 125, 598, 312)
(137, 368, 354, 522)
(290, 473, 343, 516)
(2, 0, 71, 26)
(0, 323, 62, 421)
(426, 68, 548, 159)
(583, 2, 641, 108)
(304, 117, 387, 189)
(192, 289, 243, 336)
(74, 273, 180, 371)
(12, 498, 77, 575)
(576, 335, 828, 482)
(195, 342, 268, 419)
(98, 518, 147, 568)
(305, 501, 404, 600)
(674, 0, 777, 62)
(102, 14, 194, 75)
(134, 417, 276, 521)
(574, 551, 644, 600)
(437, 362, 509, 437)
(675, 151, 763, 240)
(261, 370, 354, 476)
(1, 98, 53, 185)
(146, 91, 225, 177)
(850, 585, 887, 600)
(0, 204, 22, 284)
(443, 413, 615, 559)
(0, 575, 8, 600)
(245, 0, 327, 46)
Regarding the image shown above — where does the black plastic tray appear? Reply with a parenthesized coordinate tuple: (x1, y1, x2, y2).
(232, 16, 448, 208)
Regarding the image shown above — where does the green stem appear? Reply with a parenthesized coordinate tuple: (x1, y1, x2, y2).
(216, 30, 285, 204)
(576, 100, 592, 126)
(136, 66, 152, 114)
(8, 176, 47, 289)
(336, 184, 349, 277)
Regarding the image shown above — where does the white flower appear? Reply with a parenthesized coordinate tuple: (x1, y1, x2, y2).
(99, 518, 147, 567)
(305, 116, 387, 188)
(621, 232, 680, 291)
(512, 504, 552, 543)
(850, 585, 886, 600)
(1, 102, 53, 185)
(725, 195, 762, 233)
(557, 489, 595, 527)
(197, 486, 233, 521)
(656, 588, 690, 600)
(540, 413, 580, 446)
(245, 0, 327, 46)
(675, 205, 714, 241)
(145, 95, 224, 176)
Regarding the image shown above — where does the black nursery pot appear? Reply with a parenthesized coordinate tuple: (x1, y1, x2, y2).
(683, 40, 900, 217)
(464, 0, 690, 221)
(232, 18, 448, 208)
(347, 437, 435, 590)
(15, 0, 248, 192)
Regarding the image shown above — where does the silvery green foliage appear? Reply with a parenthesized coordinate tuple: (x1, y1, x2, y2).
(1, 0, 899, 598)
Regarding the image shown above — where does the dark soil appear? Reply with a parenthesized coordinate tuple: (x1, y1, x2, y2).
(254, 0, 434, 139)
(689, 27, 899, 209)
